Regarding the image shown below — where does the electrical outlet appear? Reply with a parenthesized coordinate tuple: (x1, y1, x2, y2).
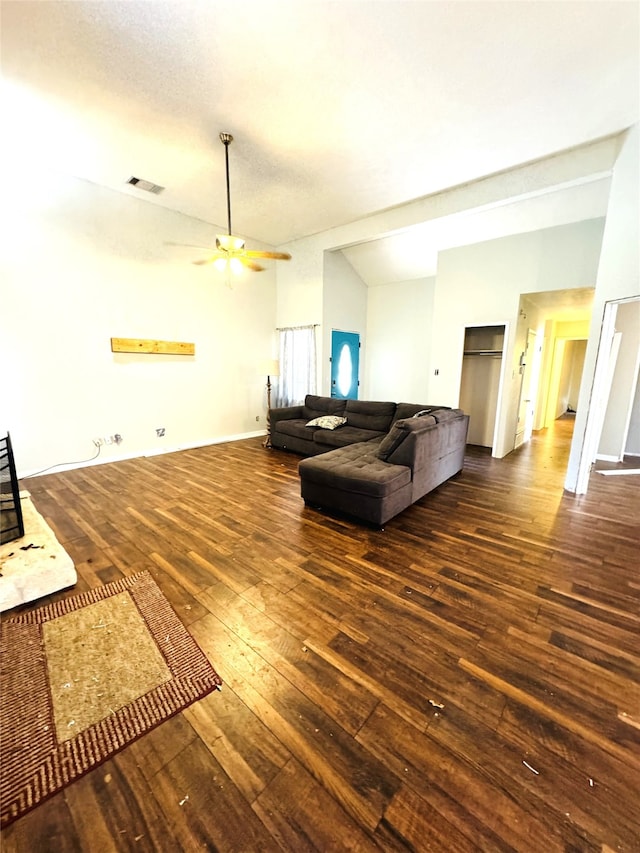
(94, 435, 122, 446)
(255, 415, 260, 422)
(156, 427, 165, 437)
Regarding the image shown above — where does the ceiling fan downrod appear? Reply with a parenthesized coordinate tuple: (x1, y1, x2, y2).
(220, 132, 233, 236)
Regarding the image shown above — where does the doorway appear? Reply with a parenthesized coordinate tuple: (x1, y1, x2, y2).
(459, 324, 506, 451)
(544, 337, 588, 427)
(570, 295, 640, 494)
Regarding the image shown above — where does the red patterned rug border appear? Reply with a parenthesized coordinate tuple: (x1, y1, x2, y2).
(1, 571, 222, 828)
(7, 572, 152, 625)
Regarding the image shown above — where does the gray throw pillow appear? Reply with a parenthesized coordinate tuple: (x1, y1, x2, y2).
(376, 420, 409, 460)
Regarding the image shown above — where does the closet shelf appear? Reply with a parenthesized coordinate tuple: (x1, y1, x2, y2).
(463, 349, 503, 356)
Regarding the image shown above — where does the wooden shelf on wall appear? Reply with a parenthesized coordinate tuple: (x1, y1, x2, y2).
(110, 338, 195, 356)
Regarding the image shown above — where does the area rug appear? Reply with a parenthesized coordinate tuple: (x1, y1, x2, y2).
(0, 571, 222, 827)
(0, 491, 77, 613)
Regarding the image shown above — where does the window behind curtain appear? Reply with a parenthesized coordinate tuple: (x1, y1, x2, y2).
(275, 325, 317, 407)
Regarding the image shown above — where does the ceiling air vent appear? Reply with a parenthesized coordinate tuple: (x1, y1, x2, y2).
(127, 176, 165, 194)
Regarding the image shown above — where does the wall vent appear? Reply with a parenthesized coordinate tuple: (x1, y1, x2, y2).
(127, 176, 165, 194)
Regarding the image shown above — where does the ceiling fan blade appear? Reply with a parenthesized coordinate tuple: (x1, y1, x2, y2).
(193, 253, 263, 271)
(242, 250, 292, 260)
(192, 254, 225, 266)
(165, 241, 217, 251)
(240, 257, 265, 272)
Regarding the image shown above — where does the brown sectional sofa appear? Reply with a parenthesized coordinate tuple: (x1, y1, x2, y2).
(270, 395, 398, 455)
(269, 395, 469, 526)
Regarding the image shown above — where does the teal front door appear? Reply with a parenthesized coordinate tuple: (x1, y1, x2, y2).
(330, 330, 360, 399)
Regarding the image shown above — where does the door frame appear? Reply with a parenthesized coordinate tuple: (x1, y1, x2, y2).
(573, 296, 639, 493)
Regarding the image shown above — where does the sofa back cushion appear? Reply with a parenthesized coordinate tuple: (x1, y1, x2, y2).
(345, 400, 396, 432)
(376, 420, 410, 461)
(376, 415, 438, 464)
(303, 395, 347, 420)
(430, 407, 464, 423)
(393, 403, 451, 423)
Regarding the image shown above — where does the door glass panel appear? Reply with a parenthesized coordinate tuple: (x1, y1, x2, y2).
(330, 330, 360, 399)
(338, 344, 352, 396)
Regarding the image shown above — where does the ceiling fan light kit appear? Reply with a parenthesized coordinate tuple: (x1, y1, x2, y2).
(188, 132, 291, 275)
(214, 256, 244, 274)
(216, 234, 245, 252)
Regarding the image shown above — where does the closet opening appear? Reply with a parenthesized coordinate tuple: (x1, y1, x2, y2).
(459, 324, 506, 453)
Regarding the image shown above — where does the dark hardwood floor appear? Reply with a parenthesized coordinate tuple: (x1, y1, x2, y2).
(3, 417, 639, 852)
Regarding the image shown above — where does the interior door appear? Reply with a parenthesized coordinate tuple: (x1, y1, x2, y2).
(515, 329, 539, 448)
(330, 330, 360, 399)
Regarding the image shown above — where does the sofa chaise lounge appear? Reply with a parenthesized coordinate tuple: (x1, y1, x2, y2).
(269, 395, 469, 525)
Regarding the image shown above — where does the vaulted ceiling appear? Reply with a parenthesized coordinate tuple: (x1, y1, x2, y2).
(3, 0, 638, 261)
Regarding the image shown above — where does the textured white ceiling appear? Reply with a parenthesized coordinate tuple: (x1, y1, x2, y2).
(341, 176, 613, 283)
(2, 0, 638, 251)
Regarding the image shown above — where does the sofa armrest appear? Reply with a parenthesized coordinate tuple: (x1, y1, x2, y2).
(383, 412, 467, 470)
(270, 405, 304, 425)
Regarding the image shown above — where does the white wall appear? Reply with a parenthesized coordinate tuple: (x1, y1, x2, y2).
(1, 169, 277, 477)
(322, 250, 368, 397)
(430, 219, 605, 456)
(275, 232, 325, 390)
(276, 233, 324, 330)
(566, 124, 640, 491)
(365, 277, 436, 402)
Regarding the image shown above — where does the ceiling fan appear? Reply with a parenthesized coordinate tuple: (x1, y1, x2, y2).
(190, 132, 291, 273)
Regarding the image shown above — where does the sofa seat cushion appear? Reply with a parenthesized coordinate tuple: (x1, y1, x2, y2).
(313, 426, 386, 448)
(274, 418, 317, 440)
(299, 443, 411, 498)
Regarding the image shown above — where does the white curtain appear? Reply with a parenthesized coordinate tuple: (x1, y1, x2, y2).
(275, 325, 317, 407)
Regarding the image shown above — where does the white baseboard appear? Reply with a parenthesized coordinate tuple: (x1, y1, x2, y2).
(142, 431, 265, 457)
(20, 430, 267, 479)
